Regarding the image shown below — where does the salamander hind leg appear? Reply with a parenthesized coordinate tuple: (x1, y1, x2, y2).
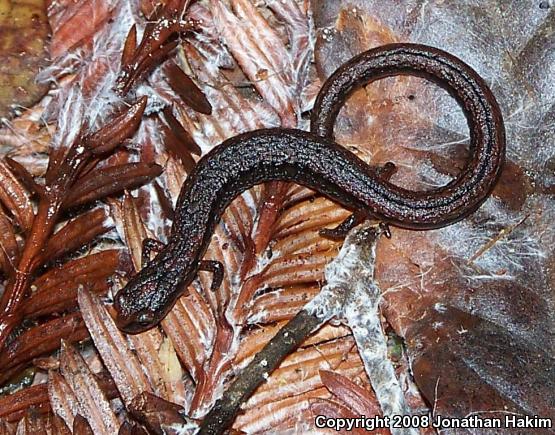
(198, 260, 224, 291)
(142, 238, 166, 267)
(319, 210, 368, 241)
(319, 163, 396, 240)
(376, 162, 397, 180)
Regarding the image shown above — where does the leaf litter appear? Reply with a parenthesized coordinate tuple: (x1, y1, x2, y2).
(0, 0, 553, 434)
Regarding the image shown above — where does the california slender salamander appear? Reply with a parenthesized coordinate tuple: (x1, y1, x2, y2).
(114, 43, 505, 333)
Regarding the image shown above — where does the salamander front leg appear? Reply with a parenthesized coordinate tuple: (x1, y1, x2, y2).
(142, 238, 166, 267)
(199, 260, 224, 291)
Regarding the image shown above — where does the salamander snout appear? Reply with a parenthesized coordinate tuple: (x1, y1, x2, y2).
(113, 278, 161, 334)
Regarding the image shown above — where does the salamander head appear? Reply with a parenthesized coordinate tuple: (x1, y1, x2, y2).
(114, 268, 178, 334)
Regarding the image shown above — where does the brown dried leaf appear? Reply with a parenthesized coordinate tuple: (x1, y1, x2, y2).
(161, 105, 202, 156)
(0, 313, 88, 377)
(164, 62, 212, 115)
(120, 192, 149, 272)
(407, 302, 555, 419)
(128, 392, 187, 435)
(0, 0, 50, 119)
(319, 370, 381, 416)
(161, 288, 216, 382)
(159, 122, 197, 174)
(59, 341, 119, 434)
(77, 288, 153, 405)
(85, 97, 148, 156)
(72, 414, 94, 435)
(63, 162, 163, 210)
(24, 250, 122, 317)
(0, 160, 34, 232)
(127, 330, 186, 404)
(0, 384, 49, 423)
(39, 208, 113, 265)
(48, 370, 80, 430)
(49, 0, 112, 57)
(0, 208, 18, 275)
(4, 156, 43, 197)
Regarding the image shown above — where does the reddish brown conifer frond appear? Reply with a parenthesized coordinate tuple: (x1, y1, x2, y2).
(153, 181, 175, 220)
(118, 421, 149, 435)
(48, 0, 112, 58)
(160, 122, 197, 173)
(0, 88, 152, 351)
(319, 370, 381, 416)
(23, 250, 122, 318)
(115, 1, 200, 96)
(39, 208, 113, 265)
(161, 105, 202, 155)
(59, 342, 119, 434)
(1, 0, 552, 432)
(0, 209, 19, 276)
(85, 97, 148, 156)
(48, 369, 121, 431)
(160, 288, 216, 383)
(72, 414, 95, 435)
(77, 289, 154, 406)
(0, 160, 34, 233)
(0, 313, 89, 384)
(127, 329, 187, 404)
(121, 24, 138, 68)
(52, 414, 72, 435)
(4, 156, 44, 198)
(63, 162, 163, 210)
(164, 62, 213, 115)
(307, 398, 369, 435)
(0, 384, 49, 423)
(47, 370, 80, 430)
(119, 191, 150, 272)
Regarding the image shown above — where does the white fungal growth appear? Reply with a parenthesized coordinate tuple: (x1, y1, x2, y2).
(434, 302, 447, 313)
(305, 222, 418, 435)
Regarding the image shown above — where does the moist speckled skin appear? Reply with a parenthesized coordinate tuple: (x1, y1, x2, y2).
(114, 44, 505, 334)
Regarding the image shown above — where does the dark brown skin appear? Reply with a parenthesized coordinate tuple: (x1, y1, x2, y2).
(114, 43, 505, 334)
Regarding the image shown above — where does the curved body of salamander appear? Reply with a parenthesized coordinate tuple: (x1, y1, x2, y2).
(114, 43, 505, 334)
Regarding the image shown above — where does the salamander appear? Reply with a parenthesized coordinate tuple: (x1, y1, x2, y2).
(114, 43, 505, 334)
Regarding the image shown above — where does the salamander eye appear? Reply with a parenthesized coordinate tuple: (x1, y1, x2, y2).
(136, 311, 155, 326)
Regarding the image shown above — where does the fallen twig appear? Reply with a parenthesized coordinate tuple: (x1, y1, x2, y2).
(200, 222, 413, 434)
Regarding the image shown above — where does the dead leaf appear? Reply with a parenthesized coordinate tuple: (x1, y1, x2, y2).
(0, 0, 50, 119)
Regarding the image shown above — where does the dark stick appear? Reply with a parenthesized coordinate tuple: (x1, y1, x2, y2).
(198, 309, 323, 434)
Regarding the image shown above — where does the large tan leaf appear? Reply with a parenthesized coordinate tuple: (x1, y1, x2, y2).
(0, 0, 50, 119)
